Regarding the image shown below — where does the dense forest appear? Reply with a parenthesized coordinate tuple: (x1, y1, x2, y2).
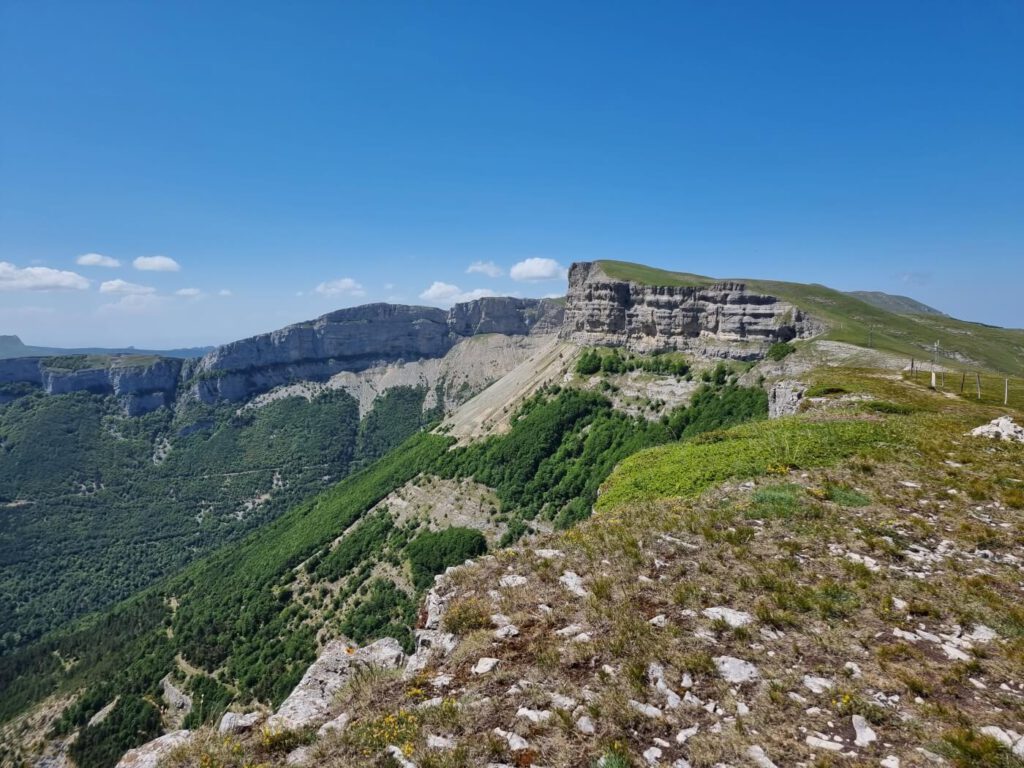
(0, 385, 434, 652)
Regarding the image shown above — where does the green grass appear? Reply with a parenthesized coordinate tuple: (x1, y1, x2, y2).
(596, 260, 1024, 376)
(597, 418, 891, 511)
(597, 260, 715, 288)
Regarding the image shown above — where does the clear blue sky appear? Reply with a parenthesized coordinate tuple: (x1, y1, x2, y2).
(1, 1, 1021, 347)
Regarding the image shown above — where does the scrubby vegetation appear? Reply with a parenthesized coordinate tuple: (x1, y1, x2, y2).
(0, 385, 434, 653)
(407, 527, 488, 590)
(576, 347, 691, 377)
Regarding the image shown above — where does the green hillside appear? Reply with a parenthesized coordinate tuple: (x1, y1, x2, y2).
(0, 385, 437, 653)
(1, 370, 772, 767)
(597, 260, 1024, 376)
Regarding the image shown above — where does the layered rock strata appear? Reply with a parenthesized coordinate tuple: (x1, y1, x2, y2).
(560, 262, 821, 359)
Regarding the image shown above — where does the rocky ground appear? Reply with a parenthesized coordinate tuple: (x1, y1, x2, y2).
(141, 371, 1024, 768)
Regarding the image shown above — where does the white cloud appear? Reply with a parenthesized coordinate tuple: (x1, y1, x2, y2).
(175, 287, 202, 298)
(100, 279, 156, 295)
(418, 281, 496, 307)
(98, 294, 166, 314)
(133, 255, 181, 272)
(466, 260, 503, 278)
(509, 257, 568, 282)
(0, 262, 90, 291)
(217, 289, 233, 297)
(77, 253, 120, 268)
(315, 277, 365, 297)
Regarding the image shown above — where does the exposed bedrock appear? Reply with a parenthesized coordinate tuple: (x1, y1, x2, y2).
(560, 261, 821, 359)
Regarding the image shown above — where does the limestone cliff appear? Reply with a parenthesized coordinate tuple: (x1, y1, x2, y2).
(0, 356, 183, 415)
(560, 261, 821, 359)
(190, 298, 563, 404)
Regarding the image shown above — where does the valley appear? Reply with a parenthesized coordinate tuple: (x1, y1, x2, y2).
(1, 261, 1022, 768)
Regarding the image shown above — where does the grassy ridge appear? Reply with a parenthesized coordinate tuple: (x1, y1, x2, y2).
(597, 418, 890, 511)
(596, 260, 1024, 376)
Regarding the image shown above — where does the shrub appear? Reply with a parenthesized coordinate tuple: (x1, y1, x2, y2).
(766, 341, 796, 361)
(406, 528, 487, 590)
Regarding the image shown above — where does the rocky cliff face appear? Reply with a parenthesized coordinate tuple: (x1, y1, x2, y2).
(0, 357, 183, 415)
(560, 261, 821, 359)
(0, 298, 564, 413)
(190, 298, 563, 404)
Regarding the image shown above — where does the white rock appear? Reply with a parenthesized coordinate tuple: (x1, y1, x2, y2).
(556, 623, 586, 637)
(573, 632, 593, 643)
(649, 614, 668, 627)
(500, 574, 528, 588)
(576, 715, 596, 734)
(268, 637, 404, 731)
(550, 692, 577, 709)
(386, 745, 417, 768)
(494, 624, 520, 639)
(675, 725, 699, 744)
(941, 643, 970, 661)
(285, 746, 312, 766)
(115, 731, 191, 768)
(892, 597, 909, 611)
(427, 734, 455, 749)
(516, 707, 552, 724)
(629, 700, 663, 719)
(534, 549, 563, 559)
(969, 416, 1024, 443)
(702, 606, 753, 628)
(493, 728, 529, 751)
(979, 726, 1013, 747)
(746, 745, 779, 768)
(218, 711, 263, 734)
(880, 757, 901, 768)
(805, 735, 844, 751)
(316, 712, 351, 737)
(803, 675, 834, 694)
(844, 661, 863, 678)
(643, 746, 663, 765)
(713, 656, 759, 684)
(472, 657, 500, 675)
(560, 570, 590, 597)
(853, 715, 877, 747)
(969, 625, 998, 643)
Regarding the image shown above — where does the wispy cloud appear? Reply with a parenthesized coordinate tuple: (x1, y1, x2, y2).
(100, 279, 155, 295)
(315, 277, 365, 297)
(418, 281, 496, 307)
(76, 253, 120, 268)
(133, 255, 181, 272)
(98, 294, 166, 314)
(466, 260, 503, 278)
(509, 257, 567, 282)
(0, 262, 90, 291)
(175, 287, 202, 298)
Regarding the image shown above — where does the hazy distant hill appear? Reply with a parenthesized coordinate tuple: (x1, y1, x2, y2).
(845, 290, 947, 316)
(0, 334, 212, 360)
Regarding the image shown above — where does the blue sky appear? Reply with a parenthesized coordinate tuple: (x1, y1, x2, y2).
(1, 1, 1021, 347)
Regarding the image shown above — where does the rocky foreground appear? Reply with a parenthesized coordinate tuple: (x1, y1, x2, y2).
(137, 383, 1024, 768)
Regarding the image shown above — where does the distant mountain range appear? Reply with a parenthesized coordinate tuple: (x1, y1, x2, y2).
(0, 334, 212, 360)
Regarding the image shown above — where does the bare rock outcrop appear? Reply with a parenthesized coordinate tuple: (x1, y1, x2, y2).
(560, 262, 821, 359)
(768, 380, 806, 418)
(114, 730, 191, 768)
(969, 416, 1024, 443)
(0, 356, 183, 415)
(191, 298, 564, 404)
(265, 637, 406, 732)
